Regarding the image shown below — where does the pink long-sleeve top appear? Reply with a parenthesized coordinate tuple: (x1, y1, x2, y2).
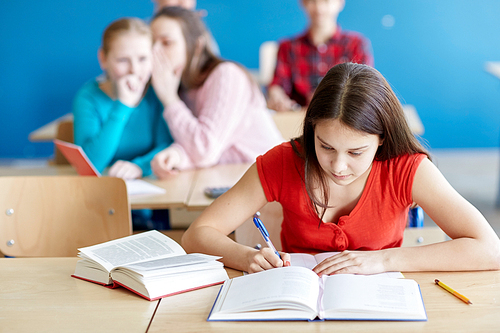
(163, 62, 284, 170)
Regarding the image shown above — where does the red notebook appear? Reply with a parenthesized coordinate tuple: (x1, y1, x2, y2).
(53, 139, 167, 196)
(53, 139, 100, 176)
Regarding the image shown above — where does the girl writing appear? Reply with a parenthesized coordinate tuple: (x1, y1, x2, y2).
(73, 18, 173, 179)
(149, 6, 283, 177)
(182, 62, 500, 275)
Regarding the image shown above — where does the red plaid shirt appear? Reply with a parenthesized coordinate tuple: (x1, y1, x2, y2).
(270, 26, 374, 106)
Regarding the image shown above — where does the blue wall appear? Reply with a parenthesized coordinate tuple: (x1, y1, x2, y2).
(1, 0, 500, 158)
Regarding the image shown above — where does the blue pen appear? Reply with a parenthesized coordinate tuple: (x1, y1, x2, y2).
(253, 212, 281, 259)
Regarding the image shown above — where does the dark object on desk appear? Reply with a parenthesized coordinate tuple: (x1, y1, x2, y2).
(204, 186, 231, 198)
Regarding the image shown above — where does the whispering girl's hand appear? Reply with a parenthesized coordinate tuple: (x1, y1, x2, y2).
(151, 147, 181, 179)
(151, 44, 182, 107)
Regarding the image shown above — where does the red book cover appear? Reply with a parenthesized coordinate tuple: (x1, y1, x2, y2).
(71, 274, 225, 301)
(53, 139, 101, 176)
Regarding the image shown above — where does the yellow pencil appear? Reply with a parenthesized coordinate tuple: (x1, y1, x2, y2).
(435, 279, 472, 305)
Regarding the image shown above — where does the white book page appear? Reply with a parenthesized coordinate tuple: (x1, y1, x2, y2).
(289, 253, 319, 269)
(78, 230, 186, 272)
(321, 274, 425, 319)
(125, 179, 166, 196)
(117, 254, 222, 276)
(292, 252, 403, 279)
(216, 266, 320, 314)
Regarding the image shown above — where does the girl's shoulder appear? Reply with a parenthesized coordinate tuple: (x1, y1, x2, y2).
(374, 153, 427, 177)
(206, 61, 247, 83)
(74, 77, 107, 100)
(259, 141, 303, 166)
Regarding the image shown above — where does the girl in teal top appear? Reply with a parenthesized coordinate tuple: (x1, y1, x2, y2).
(73, 18, 173, 178)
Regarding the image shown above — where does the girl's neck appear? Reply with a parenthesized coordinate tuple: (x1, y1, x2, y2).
(309, 22, 337, 46)
(98, 79, 116, 99)
(319, 163, 373, 223)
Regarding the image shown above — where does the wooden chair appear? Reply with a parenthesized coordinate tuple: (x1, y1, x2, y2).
(53, 119, 74, 165)
(0, 176, 132, 257)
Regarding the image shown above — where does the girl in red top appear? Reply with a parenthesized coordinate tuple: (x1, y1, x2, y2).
(183, 63, 500, 275)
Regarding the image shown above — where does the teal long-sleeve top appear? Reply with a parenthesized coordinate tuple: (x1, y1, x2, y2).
(72, 79, 173, 176)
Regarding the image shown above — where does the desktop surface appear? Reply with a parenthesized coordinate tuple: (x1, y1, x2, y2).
(2, 257, 500, 332)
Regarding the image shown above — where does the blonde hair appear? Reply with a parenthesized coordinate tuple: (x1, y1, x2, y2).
(101, 18, 152, 55)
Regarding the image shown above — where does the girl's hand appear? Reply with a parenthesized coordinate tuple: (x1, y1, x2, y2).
(151, 44, 182, 107)
(108, 160, 143, 180)
(312, 250, 388, 277)
(267, 85, 298, 112)
(151, 147, 181, 179)
(246, 248, 291, 274)
(115, 74, 146, 107)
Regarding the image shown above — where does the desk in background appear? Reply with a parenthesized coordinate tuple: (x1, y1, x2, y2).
(0, 165, 196, 211)
(28, 113, 74, 142)
(29, 104, 424, 143)
(186, 163, 251, 210)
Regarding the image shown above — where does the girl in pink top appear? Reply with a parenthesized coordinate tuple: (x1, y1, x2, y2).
(182, 62, 500, 275)
(150, 7, 283, 177)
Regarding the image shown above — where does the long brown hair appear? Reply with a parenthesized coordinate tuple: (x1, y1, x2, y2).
(292, 62, 430, 219)
(152, 6, 222, 89)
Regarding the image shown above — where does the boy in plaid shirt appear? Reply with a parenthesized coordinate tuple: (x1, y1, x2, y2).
(268, 0, 373, 112)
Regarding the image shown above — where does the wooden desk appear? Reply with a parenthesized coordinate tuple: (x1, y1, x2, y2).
(0, 257, 158, 332)
(131, 170, 196, 210)
(186, 163, 251, 210)
(149, 270, 500, 332)
(0, 165, 196, 211)
(29, 113, 73, 142)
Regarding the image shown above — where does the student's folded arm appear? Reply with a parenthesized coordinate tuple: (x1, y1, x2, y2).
(386, 158, 500, 272)
(182, 164, 272, 272)
(162, 63, 252, 169)
(73, 95, 135, 172)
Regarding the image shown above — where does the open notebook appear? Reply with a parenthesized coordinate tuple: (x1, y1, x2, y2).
(53, 139, 166, 196)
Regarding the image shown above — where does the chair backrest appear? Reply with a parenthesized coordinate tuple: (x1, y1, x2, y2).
(259, 41, 279, 86)
(54, 119, 74, 165)
(0, 176, 132, 257)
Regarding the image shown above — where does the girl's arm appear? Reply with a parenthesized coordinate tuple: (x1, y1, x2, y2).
(162, 62, 256, 169)
(73, 89, 135, 172)
(313, 158, 500, 276)
(397, 158, 500, 271)
(182, 164, 290, 272)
